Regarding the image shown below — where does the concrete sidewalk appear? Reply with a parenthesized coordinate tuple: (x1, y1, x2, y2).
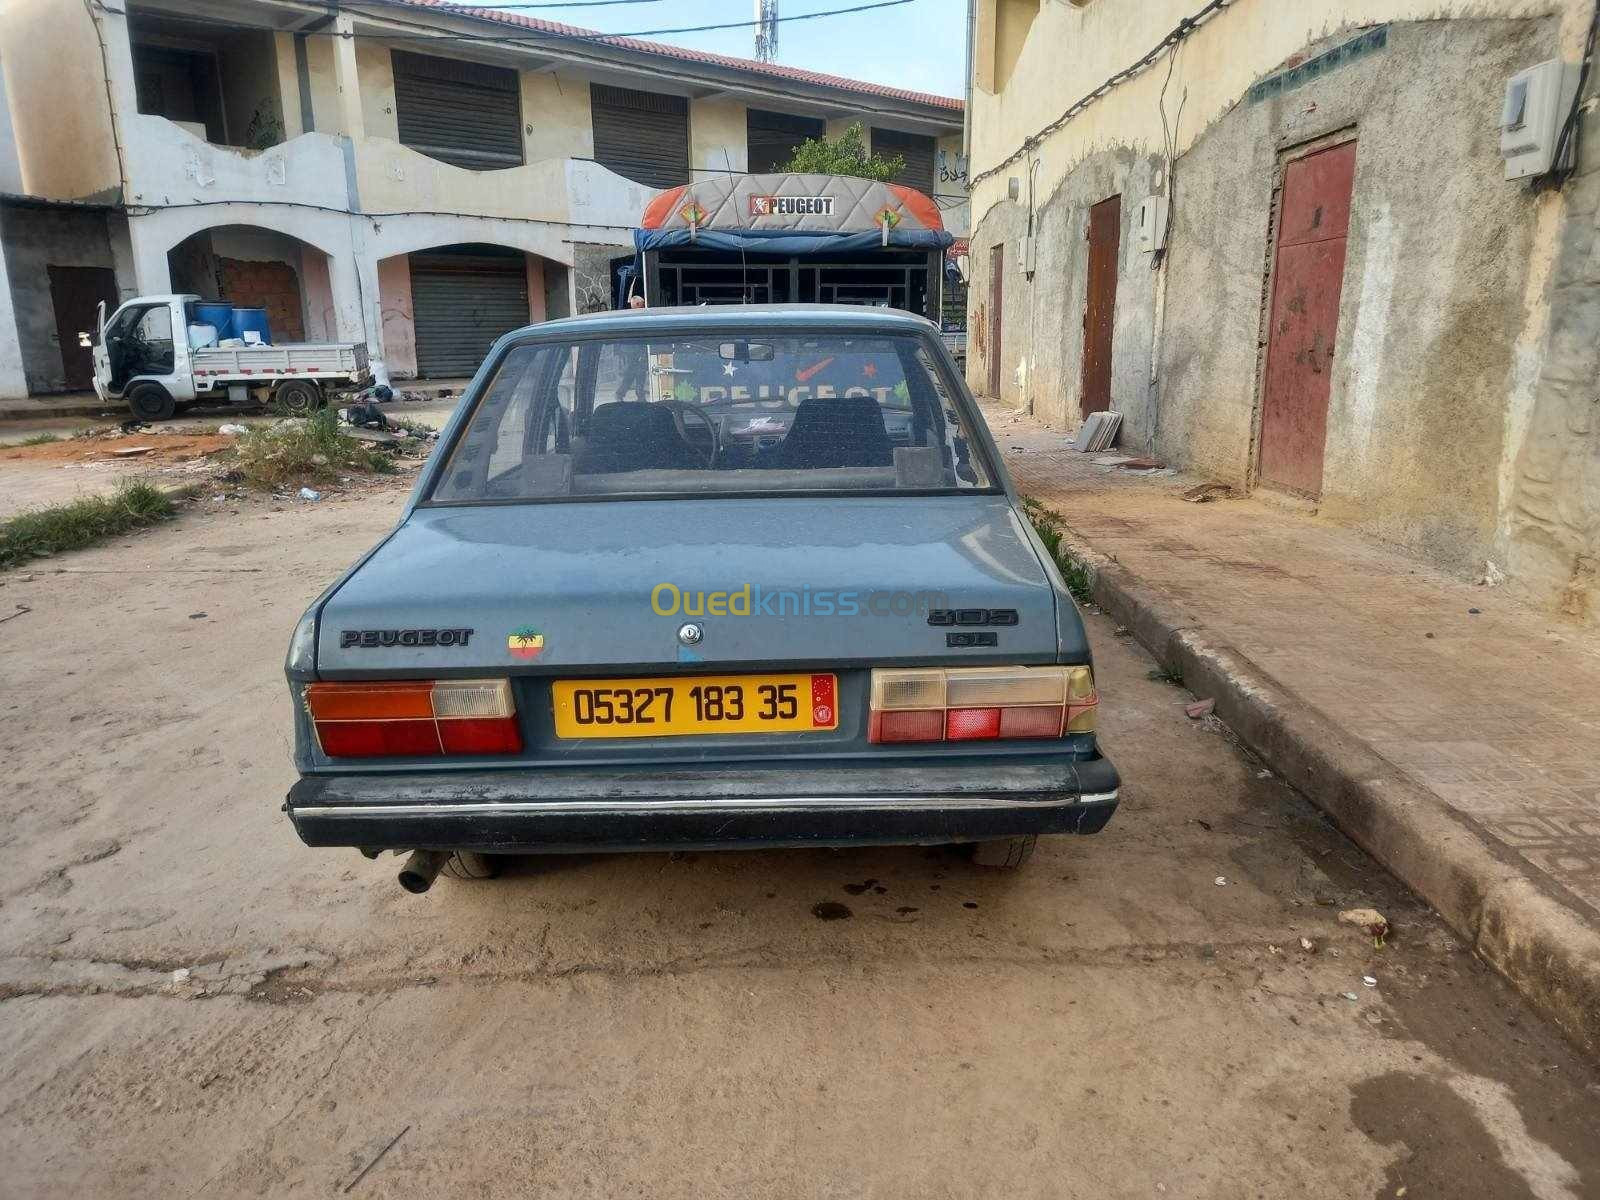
(984, 402, 1600, 1057)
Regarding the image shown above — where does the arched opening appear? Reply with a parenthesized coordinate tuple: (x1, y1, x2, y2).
(166, 225, 335, 345)
(377, 243, 557, 380)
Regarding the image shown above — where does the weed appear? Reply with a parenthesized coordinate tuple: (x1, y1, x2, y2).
(16, 433, 60, 446)
(232, 409, 396, 489)
(1024, 498, 1094, 605)
(1061, 558, 1094, 605)
(0, 482, 175, 569)
(384, 417, 437, 442)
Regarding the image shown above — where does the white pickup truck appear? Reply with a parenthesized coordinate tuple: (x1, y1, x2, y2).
(85, 293, 372, 421)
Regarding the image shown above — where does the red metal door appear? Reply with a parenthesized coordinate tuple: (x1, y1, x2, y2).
(1081, 195, 1121, 416)
(1258, 140, 1357, 495)
(987, 242, 1004, 397)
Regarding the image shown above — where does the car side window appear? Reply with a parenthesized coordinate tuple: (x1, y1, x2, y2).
(433, 344, 560, 501)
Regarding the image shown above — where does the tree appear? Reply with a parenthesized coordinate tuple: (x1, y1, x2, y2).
(781, 121, 905, 182)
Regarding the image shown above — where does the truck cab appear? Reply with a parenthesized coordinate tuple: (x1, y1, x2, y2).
(90, 293, 194, 410)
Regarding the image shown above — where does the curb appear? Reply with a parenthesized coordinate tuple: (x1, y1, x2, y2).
(0, 402, 116, 423)
(1053, 520, 1600, 1060)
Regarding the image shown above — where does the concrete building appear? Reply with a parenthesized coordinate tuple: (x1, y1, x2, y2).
(0, 0, 965, 394)
(964, 0, 1600, 625)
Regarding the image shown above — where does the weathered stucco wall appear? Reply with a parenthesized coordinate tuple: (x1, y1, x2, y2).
(966, 0, 1598, 622)
(1503, 97, 1600, 622)
(0, 205, 118, 394)
(524, 73, 593, 163)
(1158, 19, 1556, 573)
(691, 97, 748, 178)
(378, 256, 417, 378)
(0, 54, 22, 196)
(571, 243, 631, 314)
(969, 148, 1162, 444)
(0, 0, 121, 201)
(967, 0, 1594, 223)
(356, 43, 400, 143)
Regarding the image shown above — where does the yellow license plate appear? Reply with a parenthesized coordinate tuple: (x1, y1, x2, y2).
(552, 673, 838, 739)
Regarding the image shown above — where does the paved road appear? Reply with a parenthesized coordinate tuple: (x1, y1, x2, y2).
(1, 487, 1596, 1199)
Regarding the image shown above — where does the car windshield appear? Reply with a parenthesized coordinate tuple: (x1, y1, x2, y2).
(428, 331, 994, 502)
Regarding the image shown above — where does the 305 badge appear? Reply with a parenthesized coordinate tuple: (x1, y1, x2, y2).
(552, 673, 837, 739)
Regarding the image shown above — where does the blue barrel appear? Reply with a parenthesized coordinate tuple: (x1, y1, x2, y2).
(194, 302, 235, 340)
(231, 307, 272, 345)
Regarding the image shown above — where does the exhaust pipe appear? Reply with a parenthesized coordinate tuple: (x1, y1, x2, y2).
(398, 849, 450, 894)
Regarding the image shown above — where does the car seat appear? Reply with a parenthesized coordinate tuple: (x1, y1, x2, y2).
(575, 401, 702, 474)
(764, 395, 893, 470)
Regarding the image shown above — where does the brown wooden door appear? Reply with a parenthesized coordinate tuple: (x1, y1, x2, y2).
(48, 266, 119, 391)
(1080, 195, 1121, 416)
(987, 242, 1004, 397)
(1259, 140, 1357, 495)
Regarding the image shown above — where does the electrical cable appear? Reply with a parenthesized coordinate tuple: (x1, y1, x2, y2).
(1548, 0, 1599, 184)
(969, 0, 1230, 188)
(86, 0, 955, 121)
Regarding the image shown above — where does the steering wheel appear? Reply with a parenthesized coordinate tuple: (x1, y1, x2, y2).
(663, 401, 719, 467)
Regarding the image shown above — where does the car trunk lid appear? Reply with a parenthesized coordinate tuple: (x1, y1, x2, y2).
(315, 494, 1058, 674)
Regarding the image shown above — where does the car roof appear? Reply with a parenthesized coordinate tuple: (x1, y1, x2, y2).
(516, 304, 939, 339)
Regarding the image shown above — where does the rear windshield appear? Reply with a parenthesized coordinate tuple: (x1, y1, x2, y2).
(428, 332, 994, 502)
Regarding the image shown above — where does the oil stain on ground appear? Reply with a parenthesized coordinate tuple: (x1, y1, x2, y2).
(811, 902, 852, 921)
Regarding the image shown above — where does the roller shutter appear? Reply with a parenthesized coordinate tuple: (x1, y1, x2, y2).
(872, 127, 937, 198)
(590, 84, 689, 190)
(393, 51, 523, 171)
(409, 249, 529, 378)
(747, 109, 825, 173)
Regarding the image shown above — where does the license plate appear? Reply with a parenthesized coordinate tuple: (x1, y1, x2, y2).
(552, 673, 838, 739)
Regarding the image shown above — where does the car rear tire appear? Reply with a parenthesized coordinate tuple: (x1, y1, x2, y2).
(970, 834, 1037, 869)
(273, 379, 323, 415)
(126, 381, 175, 422)
(441, 851, 500, 881)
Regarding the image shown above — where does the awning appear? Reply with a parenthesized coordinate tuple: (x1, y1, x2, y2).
(635, 172, 953, 254)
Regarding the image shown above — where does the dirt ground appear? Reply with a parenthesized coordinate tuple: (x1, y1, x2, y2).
(0, 485, 1597, 1199)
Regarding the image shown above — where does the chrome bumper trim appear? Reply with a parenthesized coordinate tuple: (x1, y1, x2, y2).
(295, 789, 1119, 819)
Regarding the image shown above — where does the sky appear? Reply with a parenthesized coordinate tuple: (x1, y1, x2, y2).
(515, 0, 969, 99)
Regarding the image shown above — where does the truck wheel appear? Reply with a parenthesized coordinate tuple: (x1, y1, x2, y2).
(126, 382, 175, 422)
(273, 380, 323, 415)
(970, 834, 1037, 869)
(441, 851, 500, 881)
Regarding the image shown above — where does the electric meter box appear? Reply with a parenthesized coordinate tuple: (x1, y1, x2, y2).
(1137, 196, 1169, 253)
(1501, 59, 1578, 180)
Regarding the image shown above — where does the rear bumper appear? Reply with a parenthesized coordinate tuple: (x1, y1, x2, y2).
(286, 755, 1120, 853)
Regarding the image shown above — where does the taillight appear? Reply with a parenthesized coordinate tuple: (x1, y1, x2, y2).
(868, 666, 1097, 744)
(306, 679, 522, 758)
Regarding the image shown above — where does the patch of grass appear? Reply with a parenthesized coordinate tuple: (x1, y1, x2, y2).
(1023, 498, 1094, 605)
(232, 409, 396, 489)
(16, 432, 60, 446)
(0, 481, 176, 569)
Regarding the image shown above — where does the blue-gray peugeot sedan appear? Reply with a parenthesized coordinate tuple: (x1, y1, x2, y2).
(284, 306, 1119, 892)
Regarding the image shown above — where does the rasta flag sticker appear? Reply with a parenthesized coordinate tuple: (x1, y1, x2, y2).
(508, 626, 545, 660)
